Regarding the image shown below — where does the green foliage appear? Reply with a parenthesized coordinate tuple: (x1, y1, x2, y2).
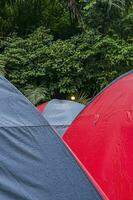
(24, 84, 50, 105)
(0, 0, 132, 104)
(0, 27, 132, 104)
(0, 0, 79, 38)
(74, 91, 90, 105)
(82, 0, 133, 35)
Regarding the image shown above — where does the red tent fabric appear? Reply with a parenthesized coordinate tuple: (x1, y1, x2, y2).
(63, 71, 133, 200)
(37, 102, 47, 112)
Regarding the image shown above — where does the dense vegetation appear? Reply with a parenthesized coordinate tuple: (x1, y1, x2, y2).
(0, 0, 133, 104)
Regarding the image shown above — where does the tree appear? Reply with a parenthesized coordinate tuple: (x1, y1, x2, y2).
(82, 0, 133, 35)
(0, 27, 132, 104)
(0, 0, 83, 38)
(0, 0, 132, 105)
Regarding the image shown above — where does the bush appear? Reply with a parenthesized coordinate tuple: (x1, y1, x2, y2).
(0, 27, 132, 104)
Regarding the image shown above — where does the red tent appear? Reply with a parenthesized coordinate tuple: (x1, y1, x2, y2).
(37, 102, 47, 112)
(63, 71, 133, 200)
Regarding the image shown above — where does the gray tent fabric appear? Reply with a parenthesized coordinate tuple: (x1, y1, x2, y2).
(42, 99, 85, 136)
(0, 76, 103, 200)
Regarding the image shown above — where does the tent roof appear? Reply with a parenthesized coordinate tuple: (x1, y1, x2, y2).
(0, 76, 106, 200)
(37, 102, 47, 112)
(63, 71, 133, 200)
(39, 99, 85, 136)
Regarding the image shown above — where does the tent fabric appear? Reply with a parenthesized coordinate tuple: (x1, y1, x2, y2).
(37, 99, 85, 136)
(63, 70, 133, 200)
(37, 102, 47, 112)
(0, 76, 105, 200)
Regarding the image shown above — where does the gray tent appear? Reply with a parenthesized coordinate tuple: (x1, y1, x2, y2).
(38, 99, 85, 136)
(0, 76, 105, 200)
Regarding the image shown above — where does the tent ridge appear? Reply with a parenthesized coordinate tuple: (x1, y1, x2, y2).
(70, 70, 133, 123)
(63, 70, 133, 200)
